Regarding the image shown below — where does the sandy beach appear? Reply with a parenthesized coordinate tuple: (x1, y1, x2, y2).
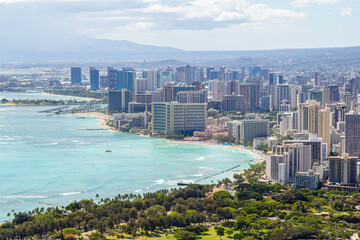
(164, 139, 264, 161)
(72, 113, 265, 162)
(0, 102, 16, 106)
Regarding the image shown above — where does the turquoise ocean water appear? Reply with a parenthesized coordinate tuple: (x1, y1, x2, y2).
(0, 92, 255, 220)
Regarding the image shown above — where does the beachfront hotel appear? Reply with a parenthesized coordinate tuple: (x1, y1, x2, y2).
(151, 102, 207, 134)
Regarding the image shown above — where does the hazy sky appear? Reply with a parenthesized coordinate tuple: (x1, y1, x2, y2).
(0, 0, 358, 50)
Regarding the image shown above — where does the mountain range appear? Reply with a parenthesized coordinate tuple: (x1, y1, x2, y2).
(0, 36, 359, 66)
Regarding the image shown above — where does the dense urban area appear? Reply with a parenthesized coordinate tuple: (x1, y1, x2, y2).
(1, 52, 360, 239)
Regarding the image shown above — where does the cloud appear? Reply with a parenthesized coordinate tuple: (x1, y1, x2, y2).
(340, 7, 353, 16)
(0, 0, 34, 3)
(292, 0, 340, 8)
(215, 12, 246, 22)
(0, 0, 308, 45)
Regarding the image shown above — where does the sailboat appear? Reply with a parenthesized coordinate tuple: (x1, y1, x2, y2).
(105, 142, 112, 152)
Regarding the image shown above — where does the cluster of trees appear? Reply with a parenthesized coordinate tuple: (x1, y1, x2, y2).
(4, 99, 85, 106)
(2, 163, 360, 239)
(255, 144, 271, 154)
(0, 88, 24, 93)
(215, 136, 235, 144)
(46, 89, 108, 101)
(164, 134, 186, 140)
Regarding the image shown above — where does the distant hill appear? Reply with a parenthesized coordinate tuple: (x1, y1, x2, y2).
(0, 36, 359, 65)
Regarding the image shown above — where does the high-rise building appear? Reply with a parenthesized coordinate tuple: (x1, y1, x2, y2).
(108, 68, 117, 90)
(176, 90, 207, 103)
(269, 73, 283, 85)
(128, 102, 147, 113)
(319, 108, 331, 155)
(158, 68, 174, 88)
(151, 102, 207, 134)
(225, 80, 239, 95)
(135, 94, 154, 112)
(260, 69, 269, 81)
(143, 70, 157, 91)
(249, 67, 261, 79)
(135, 78, 148, 94)
(309, 90, 322, 104)
(266, 155, 284, 183)
(322, 85, 340, 108)
(211, 80, 224, 101)
(240, 119, 269, 144)
(89, 67, 99, 91)
(261, 96, 271, 112)
(199, 68, 205, 82)
(209, 70, 220, 80)
(329, 153, 358, 184)
(117, 68, 135, 92)
(231, 71, 240, 81)
(314, 72, 320, 86)
(329, 103, 347, 128)
(239, 84, 260, 112)
(295, 170, 319, 190)
(108, 89, 132, 112)
(163, 84, 195, 102)
(270, 143, 312, 183)
(284, 133, 323, 166)
(276, 84, 291, 109)
(206, 67, 215, 80)
(219, 66, 226, 81)
(345, 111, 360, 158)
(176, 65, 197, 83)
(297, 92, 307, 106)
(298, 100, 320, 135)
(71, 67, 81, 85)
(100, 75, 110, 89)
(290, 85, 301, 109)
(222, 95, 245, 112)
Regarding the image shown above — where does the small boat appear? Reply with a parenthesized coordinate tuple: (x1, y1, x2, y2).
(177, 181, 189, 186)
(105, 150, 112, 152)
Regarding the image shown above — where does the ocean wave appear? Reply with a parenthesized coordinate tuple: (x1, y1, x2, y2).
(196, 156, 206, 161)
(167, 180, 179, 185)
(0, 195, 48, 199)
(44, 142, 58, 145)
(198, 166, 220, 172)
(152, 146, 169, 148)
(134, 190, 142, 193)
(192, 173, 203, 177)
(59, 192, 81, 196)
(0, 137, 15, 141)
(154, 179, 165, 185)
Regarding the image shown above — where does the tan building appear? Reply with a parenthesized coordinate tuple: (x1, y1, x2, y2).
(298, 100, 320, 135)
(319, 108, 331, 156)
(152, 102, 207, 134)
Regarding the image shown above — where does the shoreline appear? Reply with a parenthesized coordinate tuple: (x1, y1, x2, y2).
(163, 139, 264, 161)
(85, 113, 264, 162)
(41, 92, 98, 101)
(63, 112, 118, 133)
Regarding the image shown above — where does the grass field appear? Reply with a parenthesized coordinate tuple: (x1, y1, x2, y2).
(99, 226, 234, 240)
